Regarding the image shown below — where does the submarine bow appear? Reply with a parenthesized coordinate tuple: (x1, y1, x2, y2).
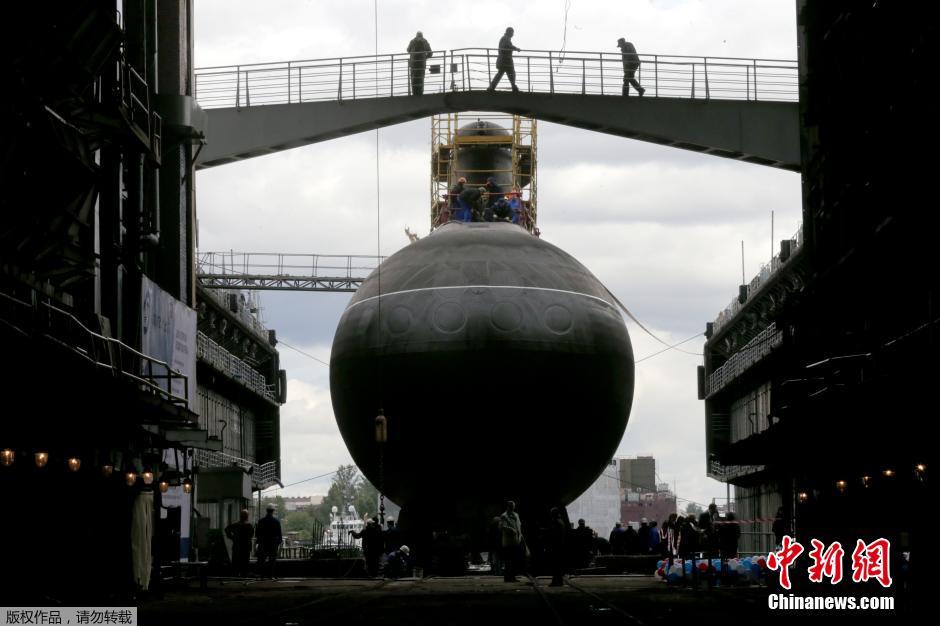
(330, 221, 634, 525)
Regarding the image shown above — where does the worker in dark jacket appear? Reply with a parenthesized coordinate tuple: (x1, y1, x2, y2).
(351, 517, 385, 577)
(407, 31, 433, 95)
(255, 503, 282, 579)
(225, 509, 254, 577)
(459, 186, 486, 222)
(487, 27, 521, 92)
(547, 508, 567, 586)
(484, 176, 502, 207)
(617, 37, 645, 96)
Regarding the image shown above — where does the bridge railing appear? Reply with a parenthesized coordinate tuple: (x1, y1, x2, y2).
(194, 48, 797, 108)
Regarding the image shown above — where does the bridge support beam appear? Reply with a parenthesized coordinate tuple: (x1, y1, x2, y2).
(197, 93, 799, 171)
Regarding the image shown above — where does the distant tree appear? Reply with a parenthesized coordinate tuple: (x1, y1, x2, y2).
(283, 510, 314, 541)
(684, 502, 703, 516)
(313, 465, 382, 527)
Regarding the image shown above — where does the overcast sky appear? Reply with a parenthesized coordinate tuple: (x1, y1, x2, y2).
(193, 0, 801, 512)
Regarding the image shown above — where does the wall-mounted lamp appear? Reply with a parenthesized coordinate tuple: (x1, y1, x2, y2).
(797, 491, 809, 503)
(861, 475, 871, 488)
(1, 449, 14, 467)
(835, 480, 847, 493)
(67, 457, 81, 472)
(35, 452, 49, 468)
(142, 471, 154, 485)
(126, 471, 138, 487)
(182, 477, 193, 494)
(102, 464, 114, 478)
(159, 481, 170, 493)
(882, 468, 895, 478)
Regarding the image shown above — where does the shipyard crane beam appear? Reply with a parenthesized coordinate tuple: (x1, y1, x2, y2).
(196, 252, 383, 293)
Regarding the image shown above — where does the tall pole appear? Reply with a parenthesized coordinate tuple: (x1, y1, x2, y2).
(741, 240, 746, 284)
(771, 210, 775, 264)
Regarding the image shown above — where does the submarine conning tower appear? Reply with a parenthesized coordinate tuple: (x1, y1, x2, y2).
(431, 113, 537, 230)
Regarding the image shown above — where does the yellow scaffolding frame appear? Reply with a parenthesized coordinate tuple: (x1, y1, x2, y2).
(430, 112, 538, 231)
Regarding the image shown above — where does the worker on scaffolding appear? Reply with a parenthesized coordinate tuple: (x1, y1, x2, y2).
(459, 186, 486, 222)
(508, 190, 526, 227)
(407, 31, 433, 96)
(450, 177, 471, 222)
(484, 177, 503, 207)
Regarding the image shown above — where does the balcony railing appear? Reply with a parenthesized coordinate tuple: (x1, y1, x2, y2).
(197, 331, 278, 403)
(706, 323, 783, 397)
(1, 288, 190, 408)
(195, 448, 280, 490)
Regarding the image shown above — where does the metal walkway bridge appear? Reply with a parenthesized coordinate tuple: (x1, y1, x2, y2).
(197, 251, 383, 293)
(195, 48, 800, 171)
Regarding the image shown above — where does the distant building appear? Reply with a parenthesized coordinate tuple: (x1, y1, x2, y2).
(621, 485, 677, 529)
(284, 495, 324, 511)
(618, 456, 656, 494)
(567, 460, 620, 534)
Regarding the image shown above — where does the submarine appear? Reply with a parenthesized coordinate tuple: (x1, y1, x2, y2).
(329, 117, 635, 536)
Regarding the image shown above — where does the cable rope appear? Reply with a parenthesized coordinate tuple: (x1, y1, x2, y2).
(633, 332, 703, 363)
(278, 339, 330, 366)
(603, 285, 702, 357)
(373, 0, 387, 528)
(556, 0, 572, 72)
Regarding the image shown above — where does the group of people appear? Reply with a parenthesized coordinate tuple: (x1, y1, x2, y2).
(608, 504, 741, 562)
(224, 503, 283, 579)
(350, 516, 412, 578)
(489, 503, 599, 587)
(407, 28, 645, 97)
(438, 176, 527, 226)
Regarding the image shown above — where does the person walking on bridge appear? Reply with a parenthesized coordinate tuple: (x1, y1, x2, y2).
(617, 37, 645, 96)
(407, 31, 433, 95)
(487, 27, 521, 93)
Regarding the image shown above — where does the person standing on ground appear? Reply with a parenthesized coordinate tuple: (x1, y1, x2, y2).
(547, 508, 567, 586)
(407, 31, 433, 96)
(617, 37, 645, 96)
(225, 509, 255, 578)
(255, 503, 282, 579)
(499, 500, 524, 582)
(488, 27, 521, 92)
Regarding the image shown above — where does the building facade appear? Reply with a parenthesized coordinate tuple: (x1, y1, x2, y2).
(567, 460, 621, 536)
(701, 1, 933, 576)
(1, 0, 285, 597)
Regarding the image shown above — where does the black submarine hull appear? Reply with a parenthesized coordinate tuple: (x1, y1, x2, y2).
(330, 221, 634, 530)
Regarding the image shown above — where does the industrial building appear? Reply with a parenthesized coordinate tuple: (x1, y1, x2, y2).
(1, 0, 283, 597)
(701, 1, 933, 575)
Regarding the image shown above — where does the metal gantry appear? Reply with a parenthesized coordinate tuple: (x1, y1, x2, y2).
(430, 112, 538, 230)
(196, 251, 383, 293)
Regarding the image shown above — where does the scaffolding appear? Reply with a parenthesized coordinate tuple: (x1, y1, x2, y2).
(430, 112, 537, 231)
